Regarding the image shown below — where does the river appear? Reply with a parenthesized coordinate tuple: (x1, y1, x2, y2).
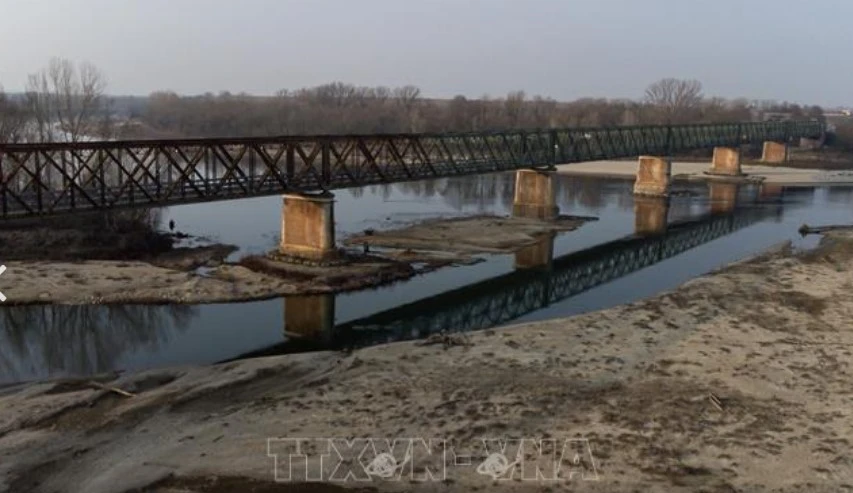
(0, 173, 851, 384)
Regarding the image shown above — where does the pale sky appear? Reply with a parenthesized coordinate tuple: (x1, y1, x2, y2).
(0, 0, 849, 105)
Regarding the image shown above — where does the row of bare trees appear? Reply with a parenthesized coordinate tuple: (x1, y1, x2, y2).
(134, 78, 824, 138)
(0, 59, 827, 145)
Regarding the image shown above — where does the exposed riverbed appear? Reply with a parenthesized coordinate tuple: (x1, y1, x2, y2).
(3, 229, 853, 493)
(2, 174, 853, 385)
(2, 215, 592, 305)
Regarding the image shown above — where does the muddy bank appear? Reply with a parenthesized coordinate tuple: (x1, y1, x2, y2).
(558, 159, 853, 186)
(3, 214, 591, 305)
(2, 231, 853, 492)
(344, 214, 593, 253)
(0, 213, 174, 262)
(784, 147, 853, 169)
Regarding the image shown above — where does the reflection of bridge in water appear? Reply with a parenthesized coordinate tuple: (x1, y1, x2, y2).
(239, 182, 783, 358)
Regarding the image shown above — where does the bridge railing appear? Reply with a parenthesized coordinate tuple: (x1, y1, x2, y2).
(0, 120, 824, 218)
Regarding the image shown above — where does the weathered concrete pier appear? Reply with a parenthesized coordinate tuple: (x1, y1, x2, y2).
(279, 193, 337, 260)
(762, 141, 788, 163)
(709, 147, 743, 176)
(512, 169, 559, 221)
(633, 156, 672, 197)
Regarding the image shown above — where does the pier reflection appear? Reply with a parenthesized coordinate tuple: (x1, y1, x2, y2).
(709, 182, 739, 215)
(284, 295, 335, 343)
(256, 185, 781, 360)
(514, 233, 556, 270)
(634, 197, 670, 236)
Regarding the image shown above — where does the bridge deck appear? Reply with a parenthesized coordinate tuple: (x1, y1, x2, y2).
(0, 121, 823, 218)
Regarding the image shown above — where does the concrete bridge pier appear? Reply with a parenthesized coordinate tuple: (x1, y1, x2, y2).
(633, 156, 671, 197)
(634, 196, 670, 236)
(761, 141, 788, 164)
(514, 232, 555, 270)
(708, 182, 740, 214)
(279, 192, 337, 260)
(284, 295, 335, 342)
(709, 147, 742, 176)
(512, 169, 559, 220)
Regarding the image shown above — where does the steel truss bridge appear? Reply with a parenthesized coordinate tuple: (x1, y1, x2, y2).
(329, 204, 777, 348)
(0, 121, 822, 218)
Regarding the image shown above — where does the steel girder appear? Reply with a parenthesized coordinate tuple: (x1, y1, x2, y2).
(0, 120, 823, 218)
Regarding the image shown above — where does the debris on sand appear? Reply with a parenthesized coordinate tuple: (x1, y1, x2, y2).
(415, 332, 474, 349)
(798, 223, 853, 236)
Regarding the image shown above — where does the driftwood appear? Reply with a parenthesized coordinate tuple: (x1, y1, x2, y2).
(416, 332, 473, 349)
(798, 224, 853, 236)
(87, 380, 135, 397)
(708, 393, 724, 412)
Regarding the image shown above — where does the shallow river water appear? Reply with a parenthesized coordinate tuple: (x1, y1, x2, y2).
(1, 173, 851, 384)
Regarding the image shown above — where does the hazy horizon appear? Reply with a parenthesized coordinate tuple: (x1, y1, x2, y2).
(1, 0, 849, 106)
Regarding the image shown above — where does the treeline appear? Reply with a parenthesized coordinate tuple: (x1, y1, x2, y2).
(0, 58, 828, 144)
(137, 79, 824, 139)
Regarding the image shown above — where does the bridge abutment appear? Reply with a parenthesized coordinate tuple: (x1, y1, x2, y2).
(709, 147, 742, 176)
(633, 156, 671, 197)
(512, 169, 558, 220)
(634, 196, 670, 235)
(284, 295, 335, 341)
(761, 141, 788, 163)
(280, 193, 337, 260)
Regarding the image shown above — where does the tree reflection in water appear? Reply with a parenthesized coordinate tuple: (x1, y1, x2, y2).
(0, 304, 196, 383)
(384, 173, 639, 215)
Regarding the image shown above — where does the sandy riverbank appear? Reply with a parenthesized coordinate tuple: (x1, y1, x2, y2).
(2, 215, 590, 305)
(558, 159, 853, 186)
(1, 229, 852, 492)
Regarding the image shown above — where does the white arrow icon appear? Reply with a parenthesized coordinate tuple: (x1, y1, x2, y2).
(0, 265, 6, 302)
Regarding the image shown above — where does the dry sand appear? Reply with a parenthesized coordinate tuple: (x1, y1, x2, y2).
(558, 160, 853, 186)
(1, 258, 422, 305)
(1, 231, 853, 492)
(3, 215, 590, 305)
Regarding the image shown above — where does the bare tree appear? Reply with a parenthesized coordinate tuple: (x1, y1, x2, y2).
(393, 85, 421, 109)
(25, 57, 111, 143)
(447, 95, 472, 131)
(22, 59, 159, 233)
(504, 90, 526, 127)
(394, 85, 421, 131)
(0, 85, 28, 143)
(644, 78, 703, 124)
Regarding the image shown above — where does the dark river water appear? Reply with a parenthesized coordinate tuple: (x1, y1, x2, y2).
(1, 173, 852, 384)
